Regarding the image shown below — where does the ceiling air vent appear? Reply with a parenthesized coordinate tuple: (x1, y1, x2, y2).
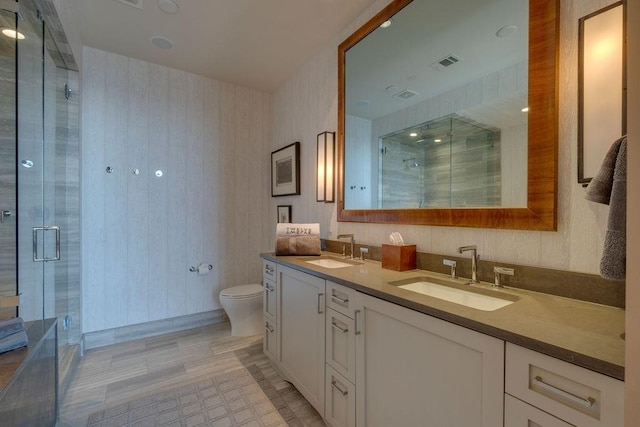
(114, 0, 143, 10)
(430, 54, 463, 71)
(393, 89, 419, 100)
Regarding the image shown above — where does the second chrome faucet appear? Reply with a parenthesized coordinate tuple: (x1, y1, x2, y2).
(458, 245, 480, 284)
(337, 233, 355, 259)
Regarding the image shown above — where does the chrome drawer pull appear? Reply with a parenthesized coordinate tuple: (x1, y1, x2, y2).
(331, 294, 349, 305)
(318, 293, 324, 314)
(331, 321, 348, 334)
(265, 322, 274, 333)
(265, 284, 274, 292)
(354, 310, 361, 335)
(533, 376, 595, 408)
(265, 265, 274, 274)
(331, 380, 348, 396)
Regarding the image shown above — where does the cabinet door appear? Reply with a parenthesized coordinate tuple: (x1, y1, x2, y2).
(354, 292, 504, 427)
(326, 308, 356, 383)
(325, 366, 356, 427)
(264, 318, 277, 362)
(277, 265, 326, 414)
(505, 394, 574, 427)
(263, 277, 277, 322)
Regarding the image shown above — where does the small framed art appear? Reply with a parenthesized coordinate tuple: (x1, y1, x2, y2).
(271, 142, 300, 197)
(277, 205, 292, 223)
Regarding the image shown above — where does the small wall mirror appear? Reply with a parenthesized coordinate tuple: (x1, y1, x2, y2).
(338, 0, 559, 230)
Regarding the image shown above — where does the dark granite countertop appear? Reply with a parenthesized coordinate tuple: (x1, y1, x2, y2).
(261, 252, 625, 381)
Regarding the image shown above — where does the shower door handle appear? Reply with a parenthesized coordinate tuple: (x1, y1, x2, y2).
(33, 226, 60, 262)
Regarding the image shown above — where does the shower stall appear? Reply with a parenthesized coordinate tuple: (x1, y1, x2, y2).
(0, 0, 80, 422)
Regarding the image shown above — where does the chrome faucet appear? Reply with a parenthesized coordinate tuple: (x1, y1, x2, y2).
(337, 234, 355, 259)
(493, 266, 514, 288)
(458, 245, 480, 284)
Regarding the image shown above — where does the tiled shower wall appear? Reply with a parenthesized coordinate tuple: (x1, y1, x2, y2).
(81, 47, 272, 333)
(271, 0, 619, 275)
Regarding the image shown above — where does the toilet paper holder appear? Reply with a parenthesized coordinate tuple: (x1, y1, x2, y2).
(190, 264, 213, 272)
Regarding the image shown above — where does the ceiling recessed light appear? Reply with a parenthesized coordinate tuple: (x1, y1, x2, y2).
(380, 20, 392, 29)
(158, 0, 179, 14)
(409, 132, 418, 137)
(521, 107, 529, 112)
(496, 25, 518, 38)
(434, 139, 442, 143)
(385, 85, 399, 94)
(150, 36, 174, 49)
(1, 27, 25, 40)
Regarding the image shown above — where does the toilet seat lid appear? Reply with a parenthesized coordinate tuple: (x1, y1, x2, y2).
(220, 284, 263, 298)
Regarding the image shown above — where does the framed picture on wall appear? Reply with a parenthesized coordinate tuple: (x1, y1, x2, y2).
(271, 142, 300, 196)
(578, 2, 626, 185)
(277, 205, 292, 223)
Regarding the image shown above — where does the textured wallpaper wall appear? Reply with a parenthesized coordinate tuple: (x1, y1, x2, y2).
(82, 47, 272, 332)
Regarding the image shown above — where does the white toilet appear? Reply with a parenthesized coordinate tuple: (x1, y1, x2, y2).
(219, 284, 263, 337)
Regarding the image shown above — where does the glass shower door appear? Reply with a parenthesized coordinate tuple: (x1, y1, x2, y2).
(17, 0, 47, 323)
(0, 7, 17, 320)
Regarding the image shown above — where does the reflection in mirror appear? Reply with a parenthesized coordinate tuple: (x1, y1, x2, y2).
(344, 0, 529, 210)
(338, 0, 558, 230)
(380, 114, 521, 209)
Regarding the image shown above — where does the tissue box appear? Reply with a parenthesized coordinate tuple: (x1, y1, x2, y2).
(381, 244, 416, 271)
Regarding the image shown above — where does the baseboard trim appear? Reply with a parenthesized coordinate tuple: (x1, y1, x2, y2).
(82, 310, 226, 351)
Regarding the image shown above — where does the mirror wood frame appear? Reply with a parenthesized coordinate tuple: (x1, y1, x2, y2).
(337, 0, 559, 230)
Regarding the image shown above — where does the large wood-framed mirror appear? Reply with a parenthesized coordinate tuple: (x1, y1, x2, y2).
(337, 0, 558, 230)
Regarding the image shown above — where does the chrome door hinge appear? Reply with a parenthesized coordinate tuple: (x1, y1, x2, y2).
(63, 315, 72, 331)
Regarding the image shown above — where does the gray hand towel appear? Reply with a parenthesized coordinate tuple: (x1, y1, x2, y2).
(0, 330, 28, 354)
(275, 235, 322, 256)
(585, 136, 626, 280)
(0, 317, 25, 340)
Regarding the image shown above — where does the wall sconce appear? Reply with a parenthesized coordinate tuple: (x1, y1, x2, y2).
(578, 2, 626, 185)
(317, 131, 336, 203)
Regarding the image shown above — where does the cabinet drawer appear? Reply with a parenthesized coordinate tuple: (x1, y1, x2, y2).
(505, 394, 574, 427)
(263, 259, 277, 281)
(326, 308, 356, 384)
(327, 281, 356, 318)
(264, 318, 276, 362)
(505, 343, 623, 427)
(325, 366, 356, 427)
(263, 278, 277, 322)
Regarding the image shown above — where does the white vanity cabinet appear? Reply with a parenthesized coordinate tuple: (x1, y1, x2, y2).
(276, 264, 326, 414)
(262, 257, 624, 427)
(262, 260, 278, 363)
(505, 343, 624, 427)
(354, 291, 505, 427)
(325, 281, 357, 427)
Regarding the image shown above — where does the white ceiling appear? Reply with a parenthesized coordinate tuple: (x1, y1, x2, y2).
(77, 0, 378, 92)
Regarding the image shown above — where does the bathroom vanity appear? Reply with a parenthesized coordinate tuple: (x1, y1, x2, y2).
(261, 253, 624, 427)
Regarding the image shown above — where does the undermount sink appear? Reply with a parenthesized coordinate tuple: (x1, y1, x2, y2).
(303, 256, 360, 269)
(390, 277, 518, 311)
